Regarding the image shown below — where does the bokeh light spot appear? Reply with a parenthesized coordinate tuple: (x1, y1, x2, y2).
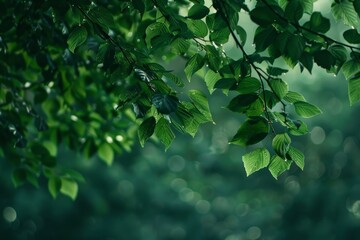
(3, 207, 17, 223)
(310, 126, 326, 145)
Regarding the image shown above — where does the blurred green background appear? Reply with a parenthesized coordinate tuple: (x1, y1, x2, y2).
(2, 1, 360, 239)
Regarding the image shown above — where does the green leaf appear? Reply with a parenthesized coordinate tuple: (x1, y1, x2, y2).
(152, 94, 179, 114)
(277, 32, 305, 62)
(155, 118, 175, 150)
(289, 120, 309, 136)
(67, 26, 87, 53)
(171, 38, 190, 54)
(300, 51, 314, 73)
(284, 91, 306, 103)
(293, 101, 322, 118)
(236, 25, 247, 45)
(145, 22, 169, 47)
(242, 148, 270, 176)
(236, 77, 261, 94)
(209, 28, 230, 44)
(184, 54, 204, 81)
(287, 146, 305, 170)
(205, 45, 221, 72)
(342, 60, 360, 79)
(138, 117, 156, 147)
(314, 50, 336, 70)
(267, 66, 288, 77)
(230, 116, 269, 146)
(272, 133, 291, 158)
(308, 12, 330, 33)
(269, 78, 288, 99)
(343, 29, 360, 44)
(250, 6, 281, 26)
(98, 143, 114, 165)
(348, 74, 360, 106)
(331, 0, 359, 27)
(227, 94, 258, 113)
(214, 78, 237, 90)
(268, 155, 291, 179)
(254, 26, 277, 52)
(189, 90, 213, 122)
(60, 177, 78, 200)
(48, 177, 61, 199)
(204, 70, 221, 94)
(329, 45, 347, 64)
(285, 0, 304, 22)
(88, 6, 115, 30)
(186, 19, 208, 38)
(188, 4, 209, 19)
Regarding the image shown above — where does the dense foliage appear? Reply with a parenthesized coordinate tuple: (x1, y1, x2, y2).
(1, 0, 360, 199)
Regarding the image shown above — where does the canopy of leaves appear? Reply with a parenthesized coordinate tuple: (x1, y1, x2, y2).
(1, 0, 360, 198)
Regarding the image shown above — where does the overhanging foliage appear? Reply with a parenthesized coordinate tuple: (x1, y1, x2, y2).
(1, 0, 360, 199)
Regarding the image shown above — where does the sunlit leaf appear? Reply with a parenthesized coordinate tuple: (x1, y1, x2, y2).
(60, 177, 78, 200)
(293, 101, 322, 118)
(269, 155, 291, 179)
(287, 146, 305, 170)
(242, 148, 270, 176)
(189, 90, 213, 122)
(272, 133, 291, 158)
(331, 0, 359, 27)
(98, 143, 114, 165)
(155, 117, 175, 150)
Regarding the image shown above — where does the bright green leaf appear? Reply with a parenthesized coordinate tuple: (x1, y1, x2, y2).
(284, 91, 306, 103)
(48, 177, 61, 199)
(98, 143, 114, 165)
(204, 69, 221, 94)
(287, 146, 305, 170)
(268, 155, 291, 179)
(60, 177, 78, 200)
(331, 0, 359, 27)
(155, 117, 175, 150)
(269, 79, 288, 99)
(236, 77, 261, 94)
(293, 101, 322, 118)
(242, 148, 270, 176)
(185, 54, 204, 81)
(186, 19, 208, 38)
(189, 90, 213, 122)
(272, 133, 291, 158)
(342, 60, 360, 79)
